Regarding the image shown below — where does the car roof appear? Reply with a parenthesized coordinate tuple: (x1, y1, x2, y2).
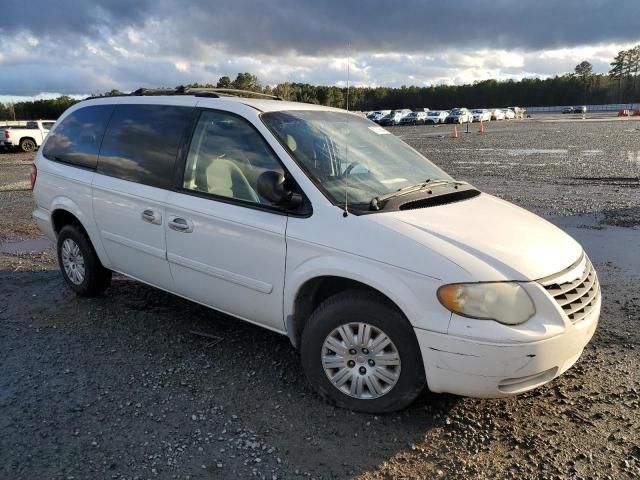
(77, 95, 346, 114)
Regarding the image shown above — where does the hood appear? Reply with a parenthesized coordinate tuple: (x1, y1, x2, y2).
(372, 193, 582, 281)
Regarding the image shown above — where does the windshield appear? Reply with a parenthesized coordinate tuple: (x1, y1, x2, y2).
(261, 110, 453, 206)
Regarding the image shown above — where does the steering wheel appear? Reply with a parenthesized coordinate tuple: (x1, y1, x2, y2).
(343, 161, 362, 176)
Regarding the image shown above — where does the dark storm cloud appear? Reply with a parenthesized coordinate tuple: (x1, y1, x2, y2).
(176, 0, 640, 55)
(2, 0, 639, 97)
(2, 0, 640, 55)
(0, 0, 154, 37)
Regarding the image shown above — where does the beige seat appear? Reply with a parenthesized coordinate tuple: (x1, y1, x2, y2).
(205, 158, 260, 203)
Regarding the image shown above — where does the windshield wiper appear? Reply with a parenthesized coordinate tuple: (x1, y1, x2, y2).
(369, 179, 459, 211)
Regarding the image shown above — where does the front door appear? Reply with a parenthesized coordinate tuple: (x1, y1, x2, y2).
(165, 109, 289, 331)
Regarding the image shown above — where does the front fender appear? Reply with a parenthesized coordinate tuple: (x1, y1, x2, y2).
(284, 245, 452, 333)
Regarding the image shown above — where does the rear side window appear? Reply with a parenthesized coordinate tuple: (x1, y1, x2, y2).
(98, 104, 195, 189)
(42, 105, 114, 169)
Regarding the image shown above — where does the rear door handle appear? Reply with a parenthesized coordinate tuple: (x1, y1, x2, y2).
(168, 216, 194, 233)
(141, 209, 162, 225)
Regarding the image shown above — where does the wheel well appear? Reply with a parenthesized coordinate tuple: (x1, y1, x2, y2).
(51, 209, 85, 236)
(20, 137, 36, 144)
(289, 276, 400, 349)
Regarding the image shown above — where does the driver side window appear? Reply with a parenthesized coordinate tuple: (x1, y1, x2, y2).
(183, 110, 285, 205)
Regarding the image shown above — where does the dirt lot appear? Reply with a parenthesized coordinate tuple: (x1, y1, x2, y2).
(1, 115, 639, 479)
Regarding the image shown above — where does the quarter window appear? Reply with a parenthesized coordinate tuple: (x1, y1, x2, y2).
(182, 110, 285, 205)
(42, 105, 114, 169)
(98, 104, 195, 189)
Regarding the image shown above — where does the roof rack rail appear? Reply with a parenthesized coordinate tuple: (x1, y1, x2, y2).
(184, 87, 282, 100)
(131, 87, 192, 96)
(85, 86, 282, 101)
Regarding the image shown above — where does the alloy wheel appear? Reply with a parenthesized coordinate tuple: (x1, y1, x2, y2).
(321, 322, 401, 399)
(61, 238, 85, 285)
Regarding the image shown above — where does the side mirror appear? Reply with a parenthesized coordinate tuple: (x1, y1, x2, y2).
(257, 171, 302, 209)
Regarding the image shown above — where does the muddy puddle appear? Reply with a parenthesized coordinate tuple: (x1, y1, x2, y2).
(0, 236, 53, 254)
(550, 213, 640, 278)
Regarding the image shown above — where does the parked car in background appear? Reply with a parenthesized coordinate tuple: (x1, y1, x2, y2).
(396, 109, 413, 118)
(0, 120, 55, 152)
(378, 113, 400, 126)
(509, 106, 526, 119)
(425, 110, 449, 124)
(502, 108, 516, 119)
(447, 108, 473, 124)
(379, 109, 412, 126)
(573, 106, 587, 114)
(399, 111, 427, 125)
(372, 112, 390, 124)
(471, 109, 492, 122)
(561, 107, 573, 114)
(367, 111, 391, 124)
(491, 109, 506, 120)
(367, 110, 388, 120)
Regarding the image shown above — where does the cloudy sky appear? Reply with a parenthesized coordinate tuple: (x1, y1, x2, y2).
(1, 0, 639, 101)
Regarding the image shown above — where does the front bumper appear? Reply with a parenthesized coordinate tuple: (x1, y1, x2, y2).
(415, 294, 600, 398)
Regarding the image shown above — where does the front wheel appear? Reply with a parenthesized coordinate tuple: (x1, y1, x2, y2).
(301, 291, 426, 413)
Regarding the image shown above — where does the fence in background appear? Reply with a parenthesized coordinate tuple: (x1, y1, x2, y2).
(527, 103, 640, 113)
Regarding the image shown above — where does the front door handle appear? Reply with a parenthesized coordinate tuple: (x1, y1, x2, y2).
(141, 209, 162, 225)
(168, 216, 194, 233)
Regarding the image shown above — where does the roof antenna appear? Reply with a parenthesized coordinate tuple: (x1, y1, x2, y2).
(343, 43, 351, 218)
(346, 44, 350, 112)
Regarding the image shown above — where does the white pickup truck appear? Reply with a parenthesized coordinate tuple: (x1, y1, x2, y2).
(1, 120, 56, 152)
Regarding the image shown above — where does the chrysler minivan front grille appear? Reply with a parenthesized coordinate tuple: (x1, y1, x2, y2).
(539, 253, 600, 324)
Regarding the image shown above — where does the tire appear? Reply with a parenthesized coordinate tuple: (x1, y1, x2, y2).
(57, 225, 111, 296)
(20, 138, 36, 153)
(300, 291, 426, 413)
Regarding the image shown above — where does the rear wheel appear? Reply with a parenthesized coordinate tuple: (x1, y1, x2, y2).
(301, 291, 426, 413)
(57, 225, 111, 296)
(20, 138, 36, 153)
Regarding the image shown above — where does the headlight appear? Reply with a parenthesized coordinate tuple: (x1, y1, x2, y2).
(437, 282, 535, 325)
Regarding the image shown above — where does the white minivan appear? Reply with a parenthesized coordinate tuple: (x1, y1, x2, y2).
(32, 90, 601, 412)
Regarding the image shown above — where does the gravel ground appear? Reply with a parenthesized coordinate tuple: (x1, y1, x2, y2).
(0, 115, 639, 479)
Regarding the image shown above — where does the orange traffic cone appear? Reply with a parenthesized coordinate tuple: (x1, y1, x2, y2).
(451, 125, 458, 138)
(478, 120, 485, 134)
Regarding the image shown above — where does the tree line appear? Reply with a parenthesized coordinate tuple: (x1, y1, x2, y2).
(608, 46, 640, 102)
(3, 45, 640, 120)
(0, 96, 78, 122)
